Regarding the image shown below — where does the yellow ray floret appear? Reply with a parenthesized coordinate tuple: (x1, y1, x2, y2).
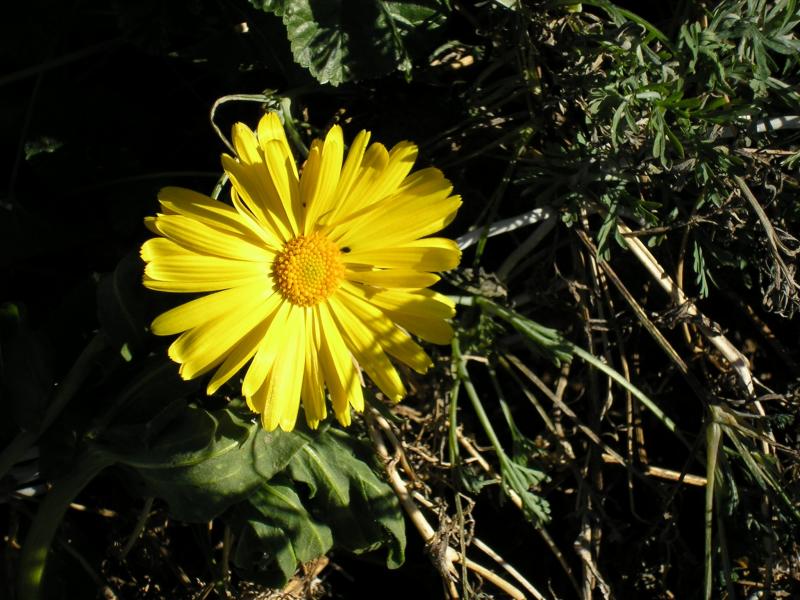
(141, 112, 461, 431)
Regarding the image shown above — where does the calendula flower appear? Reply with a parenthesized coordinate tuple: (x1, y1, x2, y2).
(142, 113, 461, 431)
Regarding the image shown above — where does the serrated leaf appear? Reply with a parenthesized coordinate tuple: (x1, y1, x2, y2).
(102, 404, 311, 521)
(230, 427, 406, 586)
(233, 475, 334, 586)
(279, 0, 446, 85)
(288, 428, 405, 567)
(247, 0, 285, 16)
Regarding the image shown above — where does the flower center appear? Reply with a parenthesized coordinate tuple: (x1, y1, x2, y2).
(272, 232, 344, 306)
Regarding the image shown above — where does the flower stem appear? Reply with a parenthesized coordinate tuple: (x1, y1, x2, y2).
(451, 337, 505, 456)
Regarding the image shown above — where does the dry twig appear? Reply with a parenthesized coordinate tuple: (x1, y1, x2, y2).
(366, 410, 529, 599)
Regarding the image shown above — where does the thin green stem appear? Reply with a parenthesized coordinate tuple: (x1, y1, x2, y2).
(477, 296, 690, 449)
(209, 93, 277, 153)
(452, 338, 507, 458)
(279, 97, 308, 157)
(448, 378, 461, 468)
(452, 337, 548, 523)
(571, 345, 691, 449)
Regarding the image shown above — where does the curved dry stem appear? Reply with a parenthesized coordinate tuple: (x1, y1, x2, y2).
(617, 221, 755, 395)
(366, 410, 527, 600)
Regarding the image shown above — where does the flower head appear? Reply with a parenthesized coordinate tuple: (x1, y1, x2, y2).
(142, 113, 461, 431)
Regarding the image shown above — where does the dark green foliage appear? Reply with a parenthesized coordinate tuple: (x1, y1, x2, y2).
(0, 303, 53, 431)
(232, 428, 405, 585)
(106, 405, 310, 522)
(94, 403, 405, 585)
(4, 0, 800, 598)
(251, 0, 449, 85)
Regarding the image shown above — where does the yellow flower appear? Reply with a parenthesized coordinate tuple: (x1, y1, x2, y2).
(141, 113, 461, 431)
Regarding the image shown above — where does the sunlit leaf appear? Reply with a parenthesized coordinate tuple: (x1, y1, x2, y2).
(288, 427, 405, 566)
(230, 427, 405, 586)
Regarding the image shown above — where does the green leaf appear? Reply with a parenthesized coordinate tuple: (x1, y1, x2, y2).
(476, 298, 573, 366)
(692, 239, 710, 298)
(596, 206, 619, 260)
(500, 457, 550, 523)
(279, 0, 447, 85)
(103, 404, 310, 522)
(0, 302, 53, 431)
(233, 475, 334, 586)
(230, 427, 406, 586)
(23, 136, 63, 161)
(89, 355, 201, 434)
(288, 428, 405, 567)
(96, 251, 148, 360)
(610, 98, 629, 148)
(247, 0, 286, 16)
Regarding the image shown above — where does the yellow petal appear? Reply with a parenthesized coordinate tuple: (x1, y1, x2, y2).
(332, 142, 389, 221)
(256, 112, 299, 180)
(143, 274, 266, 293)
(141, 237, 195, 261)
(336, 286, 432, 373)
(344, 268, 440, 289)
(343, 283, 455, 319)
(151, 213, 272, 261)
(151, 282, 271, 336)
(329, 165, 461, 251)
(299, 141, 322, 233)
(301, 307, 327, 428)
(303, 126, 344, 232)
(144, 216, 159, 234)
(329, 295, 405, 402)
(145, 254, 267, 283)
(316, 302, 363, 424)
(242, 300, 292, 398)
(387, 312, 454, 345)
(231, 123, 263, 166)
(222, 154, 292, 242)
(341, 284, 454, 345)
(344, 195, 460, 252)
(226, 188, 284, 249)
(206, 305, 277, 395)
(344, 237, 461, 271)
(167, 289, 279, 379)
(396, 167, 450, 195)
(157, 187, 255, 238)
(228, 123, 293, 239)
(349, 141, 417, 215)
(327, 129, 370, 224)
(261, 305, 305, 432)
(262, 139, 301, 236)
